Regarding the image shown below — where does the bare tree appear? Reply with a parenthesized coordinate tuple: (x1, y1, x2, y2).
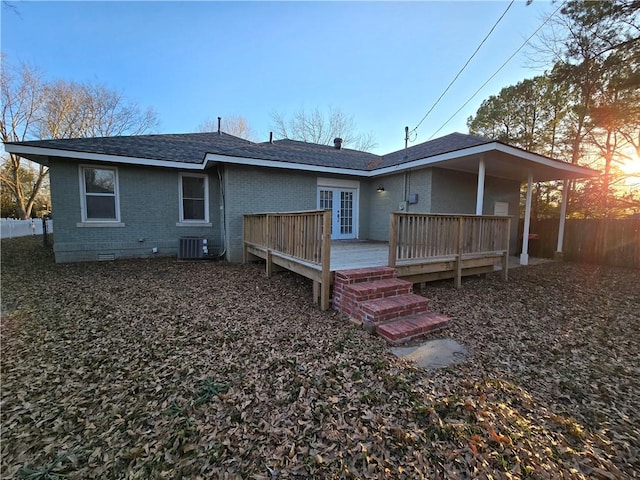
(41, 81, 158, 139)
(1, 61, 48, 219)
(271, 106, 377, 151)
(197, 115, 254, 140)
(1, 59, 159, 219)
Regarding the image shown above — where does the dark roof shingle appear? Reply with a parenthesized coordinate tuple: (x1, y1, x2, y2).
(9, 132, 254, 164)
(6, 131, 496, 171)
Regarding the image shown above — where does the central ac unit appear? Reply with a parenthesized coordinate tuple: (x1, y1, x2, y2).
(178, 237, 208, 260)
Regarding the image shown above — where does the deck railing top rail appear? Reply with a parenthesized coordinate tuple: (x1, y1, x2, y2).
(389, 212, 511, 266)
(244, 210, 329, 266)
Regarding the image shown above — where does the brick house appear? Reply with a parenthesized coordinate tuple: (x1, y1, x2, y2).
(4, 130, 597, 264)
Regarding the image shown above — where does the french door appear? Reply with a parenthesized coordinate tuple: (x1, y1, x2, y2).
(318, 187, 357, 240)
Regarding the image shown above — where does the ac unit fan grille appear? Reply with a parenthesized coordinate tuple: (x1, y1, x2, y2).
(178, 237, 206, 260)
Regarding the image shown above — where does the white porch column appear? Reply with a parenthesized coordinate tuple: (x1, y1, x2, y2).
(555, 179, 569, 257)
(476, 158, 485, 215)
(520, 171, 533, 266)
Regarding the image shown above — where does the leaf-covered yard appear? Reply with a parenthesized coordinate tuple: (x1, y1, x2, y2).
(1, 237, 638, 479)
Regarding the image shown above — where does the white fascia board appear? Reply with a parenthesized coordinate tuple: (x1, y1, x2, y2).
(4, 144, 204, 170)
(204, 153, 370, 177)
(371, 144, 498, 176)
(370, 143, 599, 177)
(8, 141, 600, 178)
(492, 143, 599, 177)
(206, 145, 599, 178)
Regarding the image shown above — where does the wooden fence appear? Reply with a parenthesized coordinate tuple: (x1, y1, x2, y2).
(389, 213, 511, 287)
(243, 210, 332, 310)
(523, 218, 640, 268)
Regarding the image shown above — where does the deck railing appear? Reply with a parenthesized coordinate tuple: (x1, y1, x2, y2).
(389, 213, 511, 286)
(243, 210, 332, 309)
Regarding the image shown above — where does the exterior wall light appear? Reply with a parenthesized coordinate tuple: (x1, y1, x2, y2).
(376, 184, 385, 192)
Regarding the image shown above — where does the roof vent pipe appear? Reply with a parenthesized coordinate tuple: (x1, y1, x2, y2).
(217, 117, 221, 135)
(334, 137, 343, 150)
(269, 131, 273, 144)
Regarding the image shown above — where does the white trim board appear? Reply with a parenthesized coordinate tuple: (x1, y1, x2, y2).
(6, 141, 599, 180)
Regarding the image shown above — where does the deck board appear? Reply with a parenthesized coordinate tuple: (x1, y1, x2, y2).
(330, 241, 389, 270)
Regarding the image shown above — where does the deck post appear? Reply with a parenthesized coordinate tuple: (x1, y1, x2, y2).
(266, 214, 272, 277)
(501, 217, 510, 281)
(242, 216, 248, 264)
(320, 210, 332, 311)
(266, 249, 273, 278)
(455, 216, 463, 288)
(388, 213, 398, 268)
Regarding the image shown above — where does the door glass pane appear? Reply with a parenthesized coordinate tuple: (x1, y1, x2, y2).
(319, 189, 333, 210)
(340, 191, 353, 234)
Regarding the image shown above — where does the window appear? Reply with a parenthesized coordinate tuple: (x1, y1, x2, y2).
(80, 166, 120, 222)
(179, 173, 209, 223)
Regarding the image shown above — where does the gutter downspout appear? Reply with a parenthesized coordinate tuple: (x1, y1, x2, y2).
(217, 164, 227, 260)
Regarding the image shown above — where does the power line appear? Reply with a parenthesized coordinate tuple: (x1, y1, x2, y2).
(410, 0, 515, 137)
(428, 1, 566, 140)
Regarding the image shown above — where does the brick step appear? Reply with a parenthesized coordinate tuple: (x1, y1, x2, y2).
(344, 278, 413, 302)
(359, 293, 429, 324)
(376, 312, 452, 345)
(340, 278, 414, 320)
(332, 267, 399, 313)
(334, 267, 397, 286)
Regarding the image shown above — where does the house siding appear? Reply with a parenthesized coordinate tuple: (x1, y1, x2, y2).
(49, 158, 220, 262)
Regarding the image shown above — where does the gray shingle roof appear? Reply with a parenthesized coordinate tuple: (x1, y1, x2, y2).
(221, 138, 381, 170)
(380, 132, 493, 168)
(9, 132, 254, 164)
(5, 131, 495, 171)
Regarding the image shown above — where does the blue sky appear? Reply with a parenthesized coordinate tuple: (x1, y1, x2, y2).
(1, 1, 558, 154)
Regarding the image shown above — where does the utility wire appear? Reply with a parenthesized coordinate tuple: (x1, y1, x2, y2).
(410, 0, 515, 136)
(428, 1, 565, 140)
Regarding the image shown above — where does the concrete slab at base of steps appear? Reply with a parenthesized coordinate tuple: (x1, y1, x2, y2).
(391, 338, 468, 369)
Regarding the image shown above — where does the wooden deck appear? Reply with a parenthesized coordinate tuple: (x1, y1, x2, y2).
(244, 211, 511, 310)
(331, 241, 508, 285)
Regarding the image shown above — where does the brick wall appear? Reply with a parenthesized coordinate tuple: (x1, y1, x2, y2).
(49, 158, 220, 262)
(223, 165, 374, 263)
(368, 170, 433, 241)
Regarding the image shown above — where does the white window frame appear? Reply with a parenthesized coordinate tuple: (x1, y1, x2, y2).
(78, 165, 122, 226)
(178, 173, 210, 226)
